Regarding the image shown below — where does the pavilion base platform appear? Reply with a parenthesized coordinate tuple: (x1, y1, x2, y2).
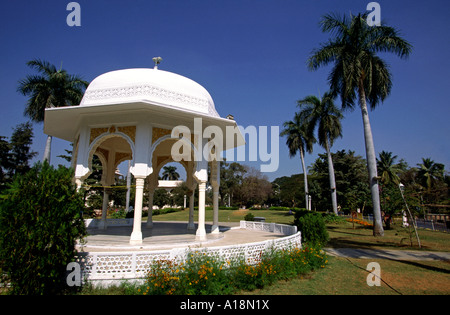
(76, 221, 286, 252)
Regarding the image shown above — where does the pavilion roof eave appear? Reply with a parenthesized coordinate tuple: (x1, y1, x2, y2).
(44, 101, 245, 150)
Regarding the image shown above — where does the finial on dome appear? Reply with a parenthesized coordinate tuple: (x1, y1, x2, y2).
(152, 57, 163, 69)
(226, 114, 234, 120)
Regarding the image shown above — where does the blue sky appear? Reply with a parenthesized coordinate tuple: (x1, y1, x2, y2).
(1, 0, 449, 181)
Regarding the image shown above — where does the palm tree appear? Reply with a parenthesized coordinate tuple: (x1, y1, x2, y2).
(161, 166, 180, 180)
(377, 151, 401, 185)
(308, 13, 412, 236)
(17, 59, 88, 163)
(280, 112, 316, 210)
(297, 92, 343, 214)
(417, 158, 445, 192)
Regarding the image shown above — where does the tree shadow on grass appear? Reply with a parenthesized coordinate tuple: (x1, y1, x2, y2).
(326, 237, 415, 250)
(396, 259, 450, 274)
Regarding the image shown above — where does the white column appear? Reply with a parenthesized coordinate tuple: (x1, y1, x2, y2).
(196, 181, 207, 240)
(130, 177, 145, 245)
(187, 189, 195, 230)
(210, 160, 220, 234)
(99, 188, 109, 230)
(146, 190, 154, 228)
(75, 178, 83, 191)
(211, 184, 220, 234)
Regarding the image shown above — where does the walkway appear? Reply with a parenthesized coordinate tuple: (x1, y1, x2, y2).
(325, 247, 450, 261)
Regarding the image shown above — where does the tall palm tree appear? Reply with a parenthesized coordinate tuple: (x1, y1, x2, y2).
(280, 112, 316, 210)
(17, 59, 88, 163)
(297, 92, 343, 214)
(161, 166, 180, 180)
(308, 13, 412, 236)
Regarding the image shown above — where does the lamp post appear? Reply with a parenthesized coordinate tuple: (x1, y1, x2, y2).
(399, 183, 421, 248)
(399, 183, 408, 227)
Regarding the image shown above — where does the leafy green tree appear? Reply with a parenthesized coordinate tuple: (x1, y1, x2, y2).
(239, 167, 272, 208)
(171, 182, 192, 207)
(308, 12, 412, 236)
(219, 161, 247, 207)
(0, 162, 86, 295)
(281, 112, 315, 209)
(309, 150, 370, 213)
(8, 122, 37, 177)
(0, 136, 11, 185)
(0, 123, 37, 188)
(17, 59, 88, 162)
(272, 173, 306, 207)
(297, 92, 343, 214)
(153, 188, 171, 208)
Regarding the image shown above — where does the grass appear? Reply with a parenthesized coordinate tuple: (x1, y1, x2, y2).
(326, 219, 450, 252)
(241, 255, 450, 295)
(148, 208, 295, 225)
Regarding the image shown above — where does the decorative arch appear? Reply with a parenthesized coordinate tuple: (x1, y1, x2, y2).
(83, 130, 135, 183)
(149, 134, 199, 163)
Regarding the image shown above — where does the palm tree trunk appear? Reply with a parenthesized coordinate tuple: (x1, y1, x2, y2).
(358, 82, 384, 236)
(325, 137, 338, 214)
(43, 135, 52, 163)
(299, 147, 309, 210)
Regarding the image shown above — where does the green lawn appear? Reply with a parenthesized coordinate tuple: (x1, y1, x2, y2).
(241, 255, 450, 295)
(326, 220, 450, 252)
(149, 208, 295, 225)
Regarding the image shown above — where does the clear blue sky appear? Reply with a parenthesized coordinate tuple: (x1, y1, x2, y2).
(1, 0, 449, 181)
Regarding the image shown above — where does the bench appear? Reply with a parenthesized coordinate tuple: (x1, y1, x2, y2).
(253, 217, 266, 222)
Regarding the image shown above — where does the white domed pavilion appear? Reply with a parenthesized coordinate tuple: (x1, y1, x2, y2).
(44, 62, 244, 244)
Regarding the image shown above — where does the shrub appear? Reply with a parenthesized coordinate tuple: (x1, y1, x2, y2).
(141, 251, 235, 295)
(139, 245, 328, 295)
(294, 211, 329, 246)
(0, 162, 86, 295)
(244, 212, 255, 221)
(322, 212, 346, 224)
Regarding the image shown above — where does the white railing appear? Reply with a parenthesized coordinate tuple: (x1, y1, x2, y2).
(240, 220, 297, 235)
(84, 218, 133, 228)
(75, 221, 301, 285)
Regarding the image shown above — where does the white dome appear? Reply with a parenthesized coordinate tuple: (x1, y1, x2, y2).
(80, 68, 219, 117)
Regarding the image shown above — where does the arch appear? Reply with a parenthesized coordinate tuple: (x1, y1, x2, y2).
(149, 134, 199, 168)
(83, 131, 135, 183)
(156, 158, 188, 180)
(149, 135, 201, 182)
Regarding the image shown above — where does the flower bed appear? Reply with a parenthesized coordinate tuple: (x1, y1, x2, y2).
(346, 218, 373, 227)
(139, 245, 328, 295)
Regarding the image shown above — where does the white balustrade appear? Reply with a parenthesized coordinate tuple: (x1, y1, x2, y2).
(75, 221, 301, 286)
